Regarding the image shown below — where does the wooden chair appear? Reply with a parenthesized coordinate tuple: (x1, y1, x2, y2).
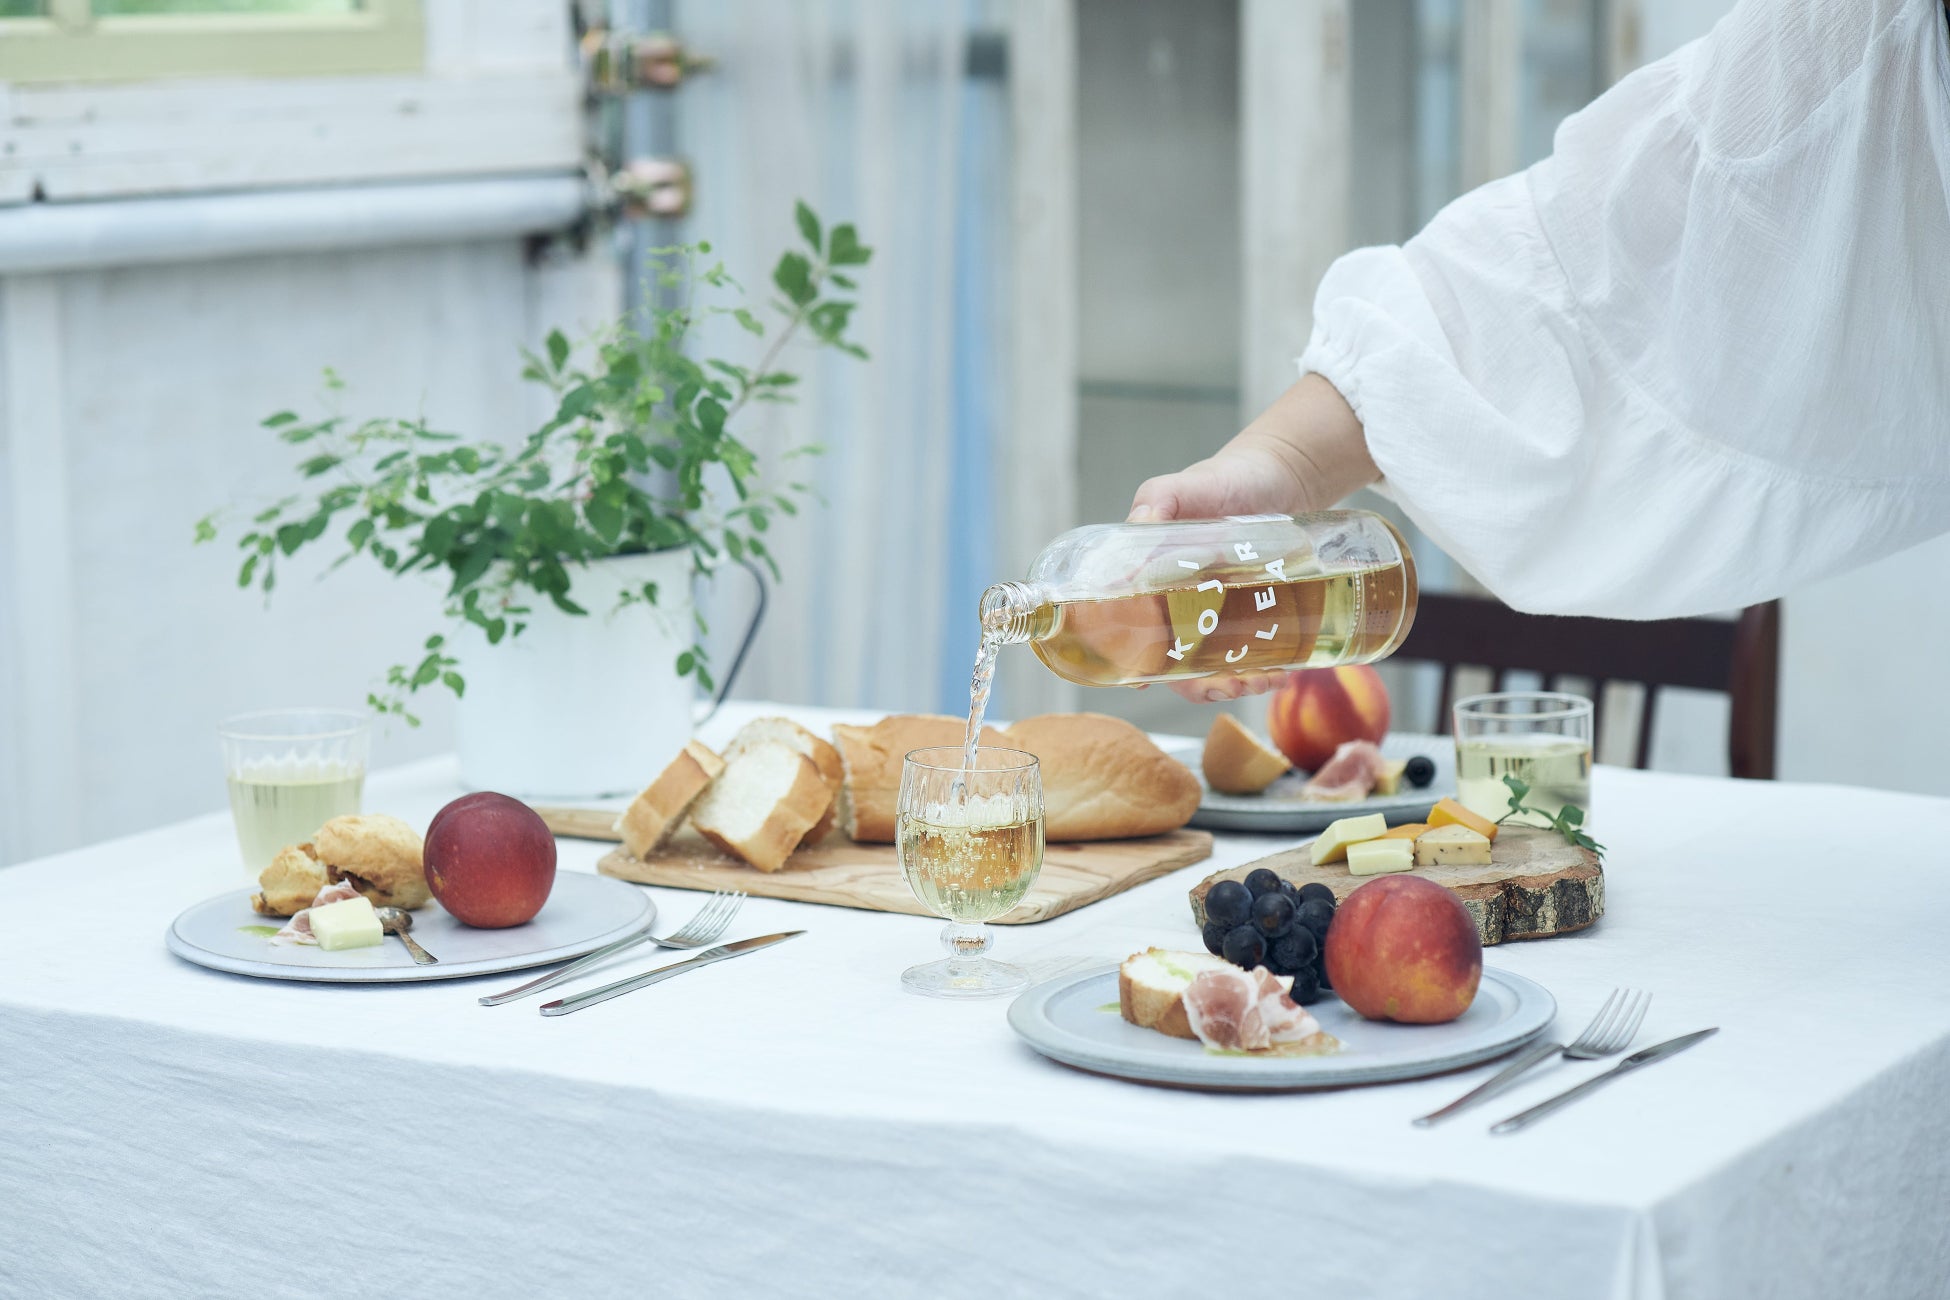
(1394, 594, 1781, 779)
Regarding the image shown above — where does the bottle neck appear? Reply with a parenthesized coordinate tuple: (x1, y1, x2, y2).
(979, 581, 1052, 645)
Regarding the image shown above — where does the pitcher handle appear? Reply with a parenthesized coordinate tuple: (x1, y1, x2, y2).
(694, 557, 768, 727)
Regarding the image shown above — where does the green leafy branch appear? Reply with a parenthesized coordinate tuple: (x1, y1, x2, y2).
(1500, 774, 1606, 860)
(195, 201, 870, 723)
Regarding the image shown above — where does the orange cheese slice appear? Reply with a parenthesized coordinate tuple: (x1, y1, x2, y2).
(1380, 823, 1429, 841)
(1427, 798, 1499, 842)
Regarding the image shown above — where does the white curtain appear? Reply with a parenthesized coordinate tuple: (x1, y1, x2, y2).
(676, 0, 974, 714)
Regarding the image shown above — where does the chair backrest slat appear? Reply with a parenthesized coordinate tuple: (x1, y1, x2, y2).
(1393, 594, 1780, 779)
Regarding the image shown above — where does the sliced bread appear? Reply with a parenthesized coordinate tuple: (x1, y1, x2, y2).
(1201, 713, 1291, 795)
(830, 714, 1006, 843)
(617, 739, 725, 860)
(689, 741, 833, 872)
(1004, 713, 1201, 841)
(722, 716, 845, 847)
(1119, 948, 1237, 1040)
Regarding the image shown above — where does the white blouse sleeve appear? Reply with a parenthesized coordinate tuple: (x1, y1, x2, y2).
(1298, 0, 1950, 618)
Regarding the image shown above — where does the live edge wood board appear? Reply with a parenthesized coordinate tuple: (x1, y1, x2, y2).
(1188, 826, 1603, 946)
(586, 827, 1215, 925)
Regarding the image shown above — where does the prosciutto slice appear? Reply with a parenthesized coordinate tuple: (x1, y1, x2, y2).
(270, 879, 365, 946)
(1301, 739, 1388, 801)
(1182, 966, 1324, 1052)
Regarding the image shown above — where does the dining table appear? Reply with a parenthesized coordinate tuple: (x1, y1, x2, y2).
(4, 699, 1948, 1300)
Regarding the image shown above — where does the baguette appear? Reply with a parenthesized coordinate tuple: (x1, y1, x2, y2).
(617, 740, 725, 860)
(830, 714, 1006, 842)
(1003, 713, 1201, 841)
(1119, 948, 1236, 1040)
(688, 741, 833, 872)
(721, 717, 844, 846)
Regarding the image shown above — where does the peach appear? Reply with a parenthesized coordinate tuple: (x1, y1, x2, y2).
(1267, 665, 1391, 773)
(1323, 875, 1481, 1024)
(423, 792, 557, 928)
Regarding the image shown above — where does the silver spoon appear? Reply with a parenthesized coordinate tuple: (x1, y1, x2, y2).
(376, 907, 438, 965)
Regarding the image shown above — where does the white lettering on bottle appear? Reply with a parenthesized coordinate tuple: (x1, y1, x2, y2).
(1233, 542, 1260, 562)
(1197, 609, 1219, 636)
(1254, 587, 1276, 612)
(1197, 579, 1223, 594)
(1264, 557, 1288, 581)
(1165, 637, 1194, 661)
(1177, 559, 1200, 570)
(1255, 625, 1279, 641)
(1225, 646, 1249, 663)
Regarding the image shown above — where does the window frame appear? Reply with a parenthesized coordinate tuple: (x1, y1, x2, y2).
(0, 0, 423, 83)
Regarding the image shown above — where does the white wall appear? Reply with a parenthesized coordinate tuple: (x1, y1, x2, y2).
(0, 244, 616, 864)
(0, 0, 608, 865)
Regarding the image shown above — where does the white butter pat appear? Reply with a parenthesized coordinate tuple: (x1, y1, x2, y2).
(309, 895, 383, 951)
(1414, 824, 1493, 867)
(1311, 813, 1389, 865)
(1346, 838, 1416, 877)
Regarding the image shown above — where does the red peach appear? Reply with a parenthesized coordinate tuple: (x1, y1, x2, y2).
(1323, 874, 1481, 1024)
(1267, 665, 1391, 772)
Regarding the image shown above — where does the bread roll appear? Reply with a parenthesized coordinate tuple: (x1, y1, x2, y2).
(1003, 713, 1201, 841)
(722, 717, 844, 846)
(1201, 713, 1291, 795)
(618, 740, 724, 859)
(689, 742, 832, 872)
(830, 714, 1006, 843)
(314, 813, 430, 910)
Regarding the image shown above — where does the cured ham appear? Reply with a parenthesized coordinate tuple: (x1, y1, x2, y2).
(1301, 739, 1388, 801)
(270, 879, 364, 946)
(1181, 966, 1326, 1053)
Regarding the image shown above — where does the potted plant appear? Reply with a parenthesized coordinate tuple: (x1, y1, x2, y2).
(198, 203, 870, 797)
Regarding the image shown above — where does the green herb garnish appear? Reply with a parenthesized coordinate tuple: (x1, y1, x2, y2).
(1499, 774, 1605, 860)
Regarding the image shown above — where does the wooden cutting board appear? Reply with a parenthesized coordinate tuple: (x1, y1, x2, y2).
(534, 806, 1212, 925)
(1186, 825, 1602, 946)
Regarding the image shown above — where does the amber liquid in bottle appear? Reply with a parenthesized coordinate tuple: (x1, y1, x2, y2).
(1016, 562, 1414, 688)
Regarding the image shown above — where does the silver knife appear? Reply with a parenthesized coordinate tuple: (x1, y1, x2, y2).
(1490, 1028, 1719, 1134)
(538, 931, 805, 1018)
(479, 915, 663, 1006)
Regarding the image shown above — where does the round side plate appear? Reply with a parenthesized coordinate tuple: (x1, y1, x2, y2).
(1008, 965, 1554, 1090)
(165, 872, 655, 984)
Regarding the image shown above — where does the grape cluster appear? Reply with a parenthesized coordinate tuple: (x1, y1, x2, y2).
(1201, 869, 1336, 1005)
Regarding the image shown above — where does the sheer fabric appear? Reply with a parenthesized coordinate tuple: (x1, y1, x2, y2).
(1301, 0, 1950, 617)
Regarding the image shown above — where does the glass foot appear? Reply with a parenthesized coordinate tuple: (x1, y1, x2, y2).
(901, 956, 1029, 999)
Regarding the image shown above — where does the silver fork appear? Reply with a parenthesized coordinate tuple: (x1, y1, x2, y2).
(1413, 988, 1650, 1126)
(477, 890, 746, 1006)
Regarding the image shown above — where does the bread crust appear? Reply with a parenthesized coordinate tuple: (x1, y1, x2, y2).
(619, 740, 724, 859)
(1201, 713, 1291, 795)
(692, 744, 832, 872)
(1118, 965, 1199, 1040)
(313, 813, 430, 910)
(251, 843, 328, 917)
(1004, 713, 1200, 841)
(724, 718, 844, 846)
(831, 714, 1005, 843)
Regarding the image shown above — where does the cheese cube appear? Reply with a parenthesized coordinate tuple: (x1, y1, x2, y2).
(1373, 759, 1409, 795)
(1310, 812, 1390, 865)
(1346, 838, 1416, 877)
(310, 896, 383, 951)
(1427, 797, 1499, 841)
(1414, 824, 1493, 867)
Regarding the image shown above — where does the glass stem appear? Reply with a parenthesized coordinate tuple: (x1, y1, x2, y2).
(940, 921, 993, 969)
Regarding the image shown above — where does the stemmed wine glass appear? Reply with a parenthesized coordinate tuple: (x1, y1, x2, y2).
(896, 746, 1045, 998)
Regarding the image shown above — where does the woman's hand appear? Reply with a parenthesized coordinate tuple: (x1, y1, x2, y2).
(1127, 373, 1378, 703)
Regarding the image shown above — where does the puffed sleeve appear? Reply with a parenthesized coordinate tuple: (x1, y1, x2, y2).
(1298, 0, 1950, 618)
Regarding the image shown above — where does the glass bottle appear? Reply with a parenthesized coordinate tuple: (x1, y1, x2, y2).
(978, 512, 1418, 687)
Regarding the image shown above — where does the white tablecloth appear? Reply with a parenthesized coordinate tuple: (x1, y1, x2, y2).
(4, 702, 1949, 1300)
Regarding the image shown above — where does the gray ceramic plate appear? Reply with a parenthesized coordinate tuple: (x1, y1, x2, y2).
(1008, 964, 1553, 1090)
(1158, 731, 1454, 834)
(165, 872, 655, 984)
